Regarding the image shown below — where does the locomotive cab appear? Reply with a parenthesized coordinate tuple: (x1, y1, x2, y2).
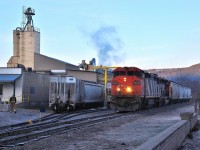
(110, 67, 144, 111)
(111, 67, 144, 97)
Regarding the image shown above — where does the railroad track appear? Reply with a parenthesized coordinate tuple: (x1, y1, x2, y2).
(0, 108, 118, 148)
(0, 102, 192, 149)
(0, 108, 109, 131)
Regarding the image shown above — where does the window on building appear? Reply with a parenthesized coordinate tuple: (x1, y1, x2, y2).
(0, 84, 3, 95)
(30, 87, 35, 95)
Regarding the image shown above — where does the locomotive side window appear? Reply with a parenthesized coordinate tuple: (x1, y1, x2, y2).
(114, 71, 126, 77)
(127, 71, 134, 76)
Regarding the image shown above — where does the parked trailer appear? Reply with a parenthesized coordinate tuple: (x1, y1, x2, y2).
(49, 76, 104, 112)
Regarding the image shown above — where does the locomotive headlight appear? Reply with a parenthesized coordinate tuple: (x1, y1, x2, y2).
(126, 86, 132, 93)
(116, 87, 120, 92)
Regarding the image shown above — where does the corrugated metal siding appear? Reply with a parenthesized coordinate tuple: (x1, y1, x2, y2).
(22, 72, 50, 107)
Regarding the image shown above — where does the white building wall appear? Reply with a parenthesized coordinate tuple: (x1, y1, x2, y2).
(0, 68, 22, 103)
(1, 77, 23, 103)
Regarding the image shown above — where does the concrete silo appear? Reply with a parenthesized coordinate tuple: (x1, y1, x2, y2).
(8, 7, 40, 70)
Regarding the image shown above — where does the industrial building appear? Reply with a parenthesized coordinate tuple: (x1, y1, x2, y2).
(0, 67, 104, 108)
(0, 7, 109, 109)
(0, 68, 49, 107)
(7, 7, 78, 71)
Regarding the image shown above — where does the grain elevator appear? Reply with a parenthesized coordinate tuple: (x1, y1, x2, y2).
(8, 7, 78, 71)
(8, 7, 40, 69)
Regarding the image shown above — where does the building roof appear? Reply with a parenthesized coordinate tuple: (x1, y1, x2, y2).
(35, 53, 78, 67)
(0, 74, 21, 82)
(34, 53, 79, 71)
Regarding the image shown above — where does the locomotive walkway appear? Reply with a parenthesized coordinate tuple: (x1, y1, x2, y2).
(0, 102, 199, 150)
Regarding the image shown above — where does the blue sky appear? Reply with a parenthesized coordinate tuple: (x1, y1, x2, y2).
(0, 0, 200, 69)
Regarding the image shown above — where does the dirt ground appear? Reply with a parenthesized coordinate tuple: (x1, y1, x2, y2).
(2, 103, 195, 150)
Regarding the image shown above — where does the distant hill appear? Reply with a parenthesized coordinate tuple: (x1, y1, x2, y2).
(148, 63, 200, 99)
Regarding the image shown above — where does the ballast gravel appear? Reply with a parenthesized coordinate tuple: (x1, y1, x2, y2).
(4, 102, 195, 150)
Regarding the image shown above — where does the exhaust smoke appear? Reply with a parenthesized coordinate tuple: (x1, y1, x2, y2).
(90, 26, 124, 66)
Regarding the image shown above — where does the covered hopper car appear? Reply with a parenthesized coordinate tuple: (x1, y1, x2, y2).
(110, 67, 192, 112)
(49, 76, 104, 112)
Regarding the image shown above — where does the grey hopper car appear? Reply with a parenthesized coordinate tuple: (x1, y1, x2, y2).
(142, 72, 191, 106)
(49, 76, 104, 112)
(169, 81, 192, 103)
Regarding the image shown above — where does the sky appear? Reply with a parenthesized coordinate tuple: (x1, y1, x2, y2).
(0, 0, 200, 69)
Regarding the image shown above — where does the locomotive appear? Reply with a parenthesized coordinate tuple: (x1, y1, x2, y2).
(49, 76, 104, 112)
(110, 67, 192, 111)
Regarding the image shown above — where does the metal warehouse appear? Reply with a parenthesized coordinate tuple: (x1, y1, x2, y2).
(0, 68, 49, 108)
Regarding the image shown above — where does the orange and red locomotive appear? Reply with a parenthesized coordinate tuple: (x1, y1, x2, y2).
(110, 67, 191, 111)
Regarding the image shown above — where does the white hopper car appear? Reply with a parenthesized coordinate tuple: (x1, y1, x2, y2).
(49, 76, 104, 112)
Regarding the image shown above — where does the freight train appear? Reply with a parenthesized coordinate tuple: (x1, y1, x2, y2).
(49, 76, 104, 112)
(110, 67, 192, 111)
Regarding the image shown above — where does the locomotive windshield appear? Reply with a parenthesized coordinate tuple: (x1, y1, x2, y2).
(114, 70, 142, 78)
(127, 71, 134, 76)
(113, 71, 126, 77)
(128, 71, 142, 78)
